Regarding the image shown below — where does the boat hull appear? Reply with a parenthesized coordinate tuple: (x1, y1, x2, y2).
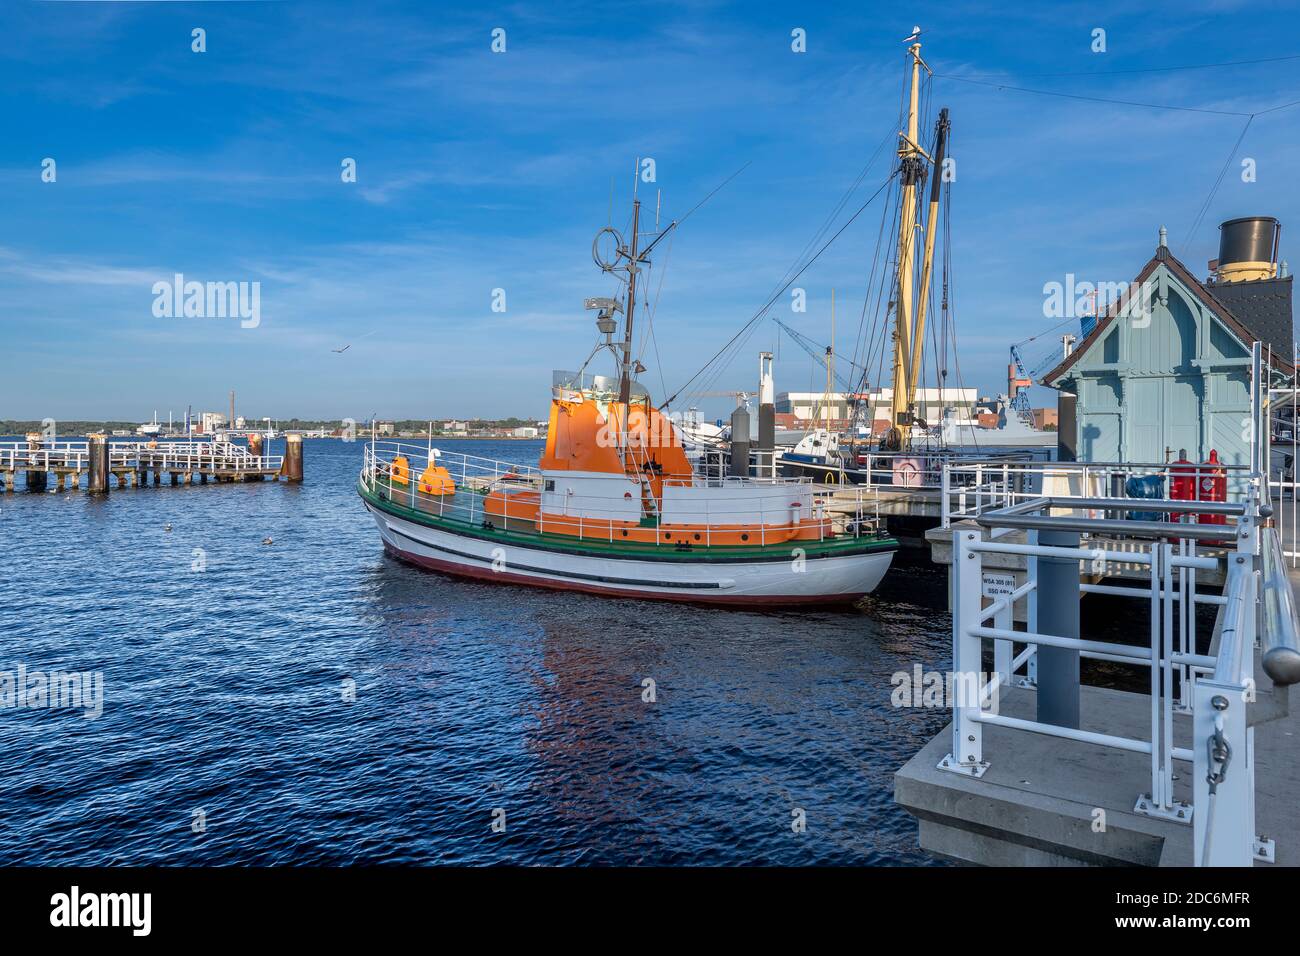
(363, 499, 894, 606)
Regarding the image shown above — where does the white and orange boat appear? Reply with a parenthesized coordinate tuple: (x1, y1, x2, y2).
(358, 194, 896, 605)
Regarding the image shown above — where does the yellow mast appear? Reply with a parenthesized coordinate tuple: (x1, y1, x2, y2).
(909, 108, 950, 413)
(888, 42, 924, 450)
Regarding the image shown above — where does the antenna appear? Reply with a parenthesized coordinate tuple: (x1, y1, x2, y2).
(655, 189, 662, 229)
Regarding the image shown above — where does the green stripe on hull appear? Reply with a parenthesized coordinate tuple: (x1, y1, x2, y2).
(358, 481, 897, 563)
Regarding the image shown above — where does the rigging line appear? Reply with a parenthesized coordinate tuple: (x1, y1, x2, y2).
(672, 161, 752, 230)
(933, 73, 1254, 116)
(704, 153, 895, 406)
(1254, 97, 1300, 115)
(941, 52, 1300, 80)
(1016, 313, 1085, 347)
(680, 131, 895, 408)
(1180, 115, 1254, 255)
(661, 171, 900, 410)
(748, 124, 897, 330)
(642, 229, 675, 401)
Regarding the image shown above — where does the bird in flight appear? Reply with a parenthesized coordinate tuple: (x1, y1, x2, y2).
(332, 329, 380, 353)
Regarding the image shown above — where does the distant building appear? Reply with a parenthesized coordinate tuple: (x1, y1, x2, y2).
(776, 388, 978, 428)
(1032, 408, 1058, 431)
(1042, 222, 1294, 465)
(512, 426, 539, 438)
(375, 421, 394, 436)
(198, 411, 226, 434)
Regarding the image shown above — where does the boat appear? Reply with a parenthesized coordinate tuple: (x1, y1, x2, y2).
(359, 195, 897, 606)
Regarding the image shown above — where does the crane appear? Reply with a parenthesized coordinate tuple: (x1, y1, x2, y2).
(771, 317, 862, 395)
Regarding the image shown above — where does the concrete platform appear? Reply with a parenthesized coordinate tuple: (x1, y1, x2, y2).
(895, 679, 1296, 866)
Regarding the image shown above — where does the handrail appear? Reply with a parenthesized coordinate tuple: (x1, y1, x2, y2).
(946, 482, 1271, 866)
(1260, 528, 1300, 685)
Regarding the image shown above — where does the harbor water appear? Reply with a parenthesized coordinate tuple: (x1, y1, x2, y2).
(0, 438, 953, 865)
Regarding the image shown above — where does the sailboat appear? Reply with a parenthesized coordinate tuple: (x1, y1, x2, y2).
(358, 190, 897, 606)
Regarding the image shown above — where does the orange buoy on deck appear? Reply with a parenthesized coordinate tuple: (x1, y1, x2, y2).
(391, 455, 411, 485)
(418, 464, 455, 495)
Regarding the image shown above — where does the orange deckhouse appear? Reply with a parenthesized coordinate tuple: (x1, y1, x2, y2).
(482, 379, 834, 547)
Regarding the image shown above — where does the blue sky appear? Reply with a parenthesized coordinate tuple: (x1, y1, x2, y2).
(2, 0, 1298, 423)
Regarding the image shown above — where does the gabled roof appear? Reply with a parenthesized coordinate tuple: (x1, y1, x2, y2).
(1040, 245, 1294, 386)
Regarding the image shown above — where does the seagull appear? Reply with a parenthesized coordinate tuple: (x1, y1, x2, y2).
(331, 329, 380, 353)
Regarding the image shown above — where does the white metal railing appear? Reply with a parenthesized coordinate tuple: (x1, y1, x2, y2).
(944, 482, 1293, 866)
(941, 457, 1255, 529)
(1267, 383, 1300, 565)
(0, 439, 283, 477)
(360, 440, 886, 546)
(775, 447, 1034, 490)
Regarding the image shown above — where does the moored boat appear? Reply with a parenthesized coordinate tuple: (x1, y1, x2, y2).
(359, 381, 896, 605)
(359, 186, 896, 604)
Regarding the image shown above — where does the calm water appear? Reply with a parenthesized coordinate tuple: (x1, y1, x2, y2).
(0, 438, 955, 865)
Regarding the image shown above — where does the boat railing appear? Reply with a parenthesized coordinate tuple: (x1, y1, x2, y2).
(946, 481, 1292, 865)
(941, 458, 1256, 529)
(771, 444, 1034, 490)
(361, 441, 885, 545)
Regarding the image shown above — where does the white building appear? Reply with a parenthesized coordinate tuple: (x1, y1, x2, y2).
(775, 388, 977, 425)
(512, 426, 539, 438)
(199, 411, 226, 434)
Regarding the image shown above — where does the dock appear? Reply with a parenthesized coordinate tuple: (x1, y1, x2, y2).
(0, 436, 301, 491)
(893, 444, 1300, 865)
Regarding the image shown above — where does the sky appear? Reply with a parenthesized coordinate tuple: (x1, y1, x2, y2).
(2, 0, 1299, 425)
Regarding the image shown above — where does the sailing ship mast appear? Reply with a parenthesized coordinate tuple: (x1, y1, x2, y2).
(884, 39, 949, 452)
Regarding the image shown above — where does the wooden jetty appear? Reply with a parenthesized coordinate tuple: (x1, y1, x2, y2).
(0, 436, 299, 492)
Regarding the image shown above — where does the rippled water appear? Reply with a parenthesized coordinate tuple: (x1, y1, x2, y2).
(0, 438, 954, 865)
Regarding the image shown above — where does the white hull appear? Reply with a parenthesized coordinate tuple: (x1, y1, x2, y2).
(364, 501, 894, 606)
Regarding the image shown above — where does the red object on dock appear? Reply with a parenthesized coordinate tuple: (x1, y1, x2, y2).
(1169, 455, 1196, 524)
(1197, 450, 1227, 524)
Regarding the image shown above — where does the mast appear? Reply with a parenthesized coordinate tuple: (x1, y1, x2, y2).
(887, 42, 924, 450)
(619, 199, 642, 437)
(827, 288, 835, 429)
(909, 107, 949, 419)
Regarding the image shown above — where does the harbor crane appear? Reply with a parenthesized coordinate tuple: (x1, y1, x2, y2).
(771, 317, 863, 395)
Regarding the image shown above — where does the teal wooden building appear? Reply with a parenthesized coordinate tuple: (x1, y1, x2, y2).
(1042, 222, 1293, 466)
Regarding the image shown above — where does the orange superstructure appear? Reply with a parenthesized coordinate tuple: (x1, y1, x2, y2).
(484, 393, 833, 545)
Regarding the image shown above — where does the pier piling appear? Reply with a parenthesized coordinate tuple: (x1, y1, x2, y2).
(87, 434, 109, 494)
(728, 407, 750, 478)
(1035, 528, 1081, 729)
(282, 433, 303, 482)
(25, 434, 47, 492)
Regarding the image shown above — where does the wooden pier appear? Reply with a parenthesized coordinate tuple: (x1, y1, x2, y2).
(0, 437, 294, 492)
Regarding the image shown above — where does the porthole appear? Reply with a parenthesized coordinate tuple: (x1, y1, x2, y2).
(693, 533, 701, 541)
(665, 532, 672, 540)
(621, 529, 629, 537)
(741, 533, 749, 541)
